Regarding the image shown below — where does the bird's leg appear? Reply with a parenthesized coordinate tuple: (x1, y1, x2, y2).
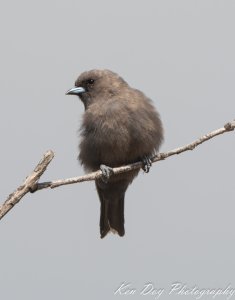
(100, 164, 114, 183)
(141, 155, 152, 173)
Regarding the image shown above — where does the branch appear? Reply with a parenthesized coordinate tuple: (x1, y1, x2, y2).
(37, 119, 235, 189)
(0, 120, 234, 221)
(0, 151, 54, 220)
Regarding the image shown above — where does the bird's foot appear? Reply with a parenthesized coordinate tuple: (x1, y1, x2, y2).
(141, 155, 152, 173)
(100, 164, 114, 183)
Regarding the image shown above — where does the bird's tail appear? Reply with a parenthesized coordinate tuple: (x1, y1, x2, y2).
(96, 183, 125, 238)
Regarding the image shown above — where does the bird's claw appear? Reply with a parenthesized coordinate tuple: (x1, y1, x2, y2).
(142, 155, 152, 173)
(100, 164, 114, 183)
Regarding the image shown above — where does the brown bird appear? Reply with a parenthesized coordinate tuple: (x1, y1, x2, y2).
(66, 69, 163, 238)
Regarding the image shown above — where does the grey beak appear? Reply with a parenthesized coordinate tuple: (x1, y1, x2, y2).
(66, 87, 86, 95)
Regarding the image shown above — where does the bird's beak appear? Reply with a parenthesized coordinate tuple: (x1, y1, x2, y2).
(66, 87, 86, 95)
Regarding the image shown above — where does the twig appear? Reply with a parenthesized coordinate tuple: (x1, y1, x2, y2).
(0, 120, 234, 221)
(36, 120, 235, 190)
(0, 151, 54, 220)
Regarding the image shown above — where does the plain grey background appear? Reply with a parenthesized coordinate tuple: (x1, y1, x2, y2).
(0, 0, 234, 299)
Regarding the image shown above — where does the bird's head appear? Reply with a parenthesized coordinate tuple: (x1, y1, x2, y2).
(66, 69, 128, 109)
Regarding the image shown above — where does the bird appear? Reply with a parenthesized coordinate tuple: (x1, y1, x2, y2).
(66, 69, 163, 238)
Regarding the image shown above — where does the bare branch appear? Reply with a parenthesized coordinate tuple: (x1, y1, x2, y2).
(0, 150, 54, 220)
(37, 119, 235, 190)
(0, 120, 234, 221)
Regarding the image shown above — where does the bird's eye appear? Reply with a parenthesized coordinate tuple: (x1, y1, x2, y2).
(87, 79, 95, 84)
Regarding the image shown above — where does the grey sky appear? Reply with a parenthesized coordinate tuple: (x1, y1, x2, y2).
(0, 0, 234, 299)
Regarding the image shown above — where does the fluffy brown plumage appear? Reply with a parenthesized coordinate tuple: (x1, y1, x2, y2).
(66, 69, 163, 238)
